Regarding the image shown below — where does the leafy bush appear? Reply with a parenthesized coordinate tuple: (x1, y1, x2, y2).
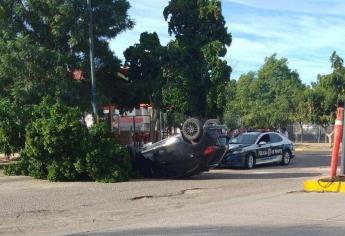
(12, 98, 87, 180)
(75, 123, 131, 182)
(0, 99, 27, 155)
(3, 161, 25, 176)
(4, 151, 29, 176)
(4, 99, 131, 183)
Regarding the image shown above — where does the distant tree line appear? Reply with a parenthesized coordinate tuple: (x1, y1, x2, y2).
(223, 52, 345, 141)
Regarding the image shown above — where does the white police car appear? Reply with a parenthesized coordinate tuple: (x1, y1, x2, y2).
(220, 132, 295, 169)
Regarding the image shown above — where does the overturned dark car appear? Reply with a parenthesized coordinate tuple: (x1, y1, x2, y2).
(135, 118, 228, 178)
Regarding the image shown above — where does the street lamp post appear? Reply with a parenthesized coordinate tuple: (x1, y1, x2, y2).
(87, 0, 97, 119)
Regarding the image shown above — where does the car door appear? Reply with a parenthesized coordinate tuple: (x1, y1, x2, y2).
(255, 134, 272, 164)
(269, 133, 284, 162)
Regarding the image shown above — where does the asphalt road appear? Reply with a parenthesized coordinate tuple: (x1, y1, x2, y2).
(1, 149, 345, 236)
(72, 149, 345, 236)
(77, 225, 345, 236)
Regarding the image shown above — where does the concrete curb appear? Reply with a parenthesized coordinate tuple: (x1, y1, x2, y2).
(304, 178, 345, 193)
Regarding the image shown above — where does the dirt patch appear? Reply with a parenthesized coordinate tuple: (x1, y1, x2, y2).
(286, 190, 305, 194)
(15, 209, 67, 219)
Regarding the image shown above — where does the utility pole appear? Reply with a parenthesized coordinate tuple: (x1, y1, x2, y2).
(87, 0, 97, 119)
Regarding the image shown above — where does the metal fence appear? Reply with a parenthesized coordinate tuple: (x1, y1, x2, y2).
(286, 124, 334, 143)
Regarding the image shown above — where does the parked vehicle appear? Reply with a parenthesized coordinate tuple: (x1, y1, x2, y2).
(135, 118, 228, 178)
(220, 132, 295, 169)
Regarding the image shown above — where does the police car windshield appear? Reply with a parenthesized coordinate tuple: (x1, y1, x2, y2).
(230, 133, 260, 145)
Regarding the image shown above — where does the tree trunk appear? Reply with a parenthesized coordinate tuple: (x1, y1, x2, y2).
(326, 131, 334, 147)
(299, 122, 303, 143)
(157, 110, 162, 141)
(150, 108, 160, 142)
(3, 145, 10, 161)
(322, 126, 334, 147)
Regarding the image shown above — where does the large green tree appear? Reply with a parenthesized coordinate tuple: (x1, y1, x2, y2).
(307, 51, 345, 144)
(225, 54, 306, 129)
(0, 0, 133, 155)
(124, 32, 165, 109)
(292, 88, 311, 142)
(0, 0, 133, 110)
(162, 0, 232, 118)
(124, 32, 166, 140)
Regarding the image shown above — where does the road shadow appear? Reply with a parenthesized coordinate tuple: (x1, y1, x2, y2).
(293, 153, 331, 168)
(220, 151, 332, 170)
(73, 224, 345, 236)
(129, 168, 321, 182)
(129, 151, 331, 182)
(192, 171, 321, 180)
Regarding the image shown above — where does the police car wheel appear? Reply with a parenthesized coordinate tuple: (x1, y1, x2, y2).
(245, 153, 255, 169)
(281, 151, 291, 165)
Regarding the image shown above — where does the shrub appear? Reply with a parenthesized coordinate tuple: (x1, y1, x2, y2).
(75, 123, 131, 182)
(4, 151, 29, 176)
(4, 162, 24, 176)
(4, 98, 131, 183)
(0, 99, 27, 156)
(11, 98, 88, 180)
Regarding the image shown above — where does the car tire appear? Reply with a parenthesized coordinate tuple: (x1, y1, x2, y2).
(181, 118, 203, 142)
(245, 153, 255, 169)
(281, 151, 291, 165)
(204, 119, 220, 126)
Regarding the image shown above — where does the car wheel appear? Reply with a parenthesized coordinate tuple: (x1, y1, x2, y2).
(204, 119, 220, 126)
(181, 118, 203, 142)
(281, 151, 291, 165)
(245, 153, 255, 169)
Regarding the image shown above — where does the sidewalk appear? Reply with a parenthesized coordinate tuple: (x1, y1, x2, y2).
(295, 143, 331, 151)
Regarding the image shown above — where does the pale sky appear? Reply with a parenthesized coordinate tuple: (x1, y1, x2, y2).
(110, 0, 345, 84)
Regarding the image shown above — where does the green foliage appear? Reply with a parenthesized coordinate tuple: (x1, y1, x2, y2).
(0, 0, 134, 111)
(162, 0, 232, 118)
(19, 99, 87, 180)
(4, 100, 131, 182)
(224, 54, 306, 129)
(223, 79, 238, 130)
(166, 112, 188, 128)
(124, 32, 165, 109)
(76, 123, 131, 182)
(0, 1, 134, 182)
(122, 1, 232, 119)
(307, 51, 345, 127)
(3, 159, 28, 176)
(0, 98, 26, 155)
